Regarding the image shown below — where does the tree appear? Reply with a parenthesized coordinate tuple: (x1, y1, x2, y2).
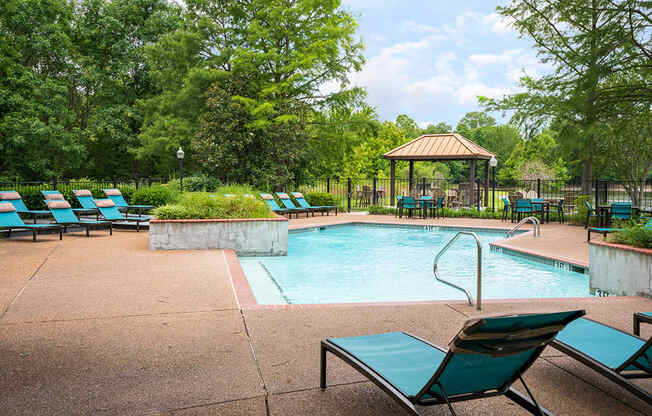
(482, 0, 651, 193)
(498, 130, 569, 183)
(455, 111, 496, 138)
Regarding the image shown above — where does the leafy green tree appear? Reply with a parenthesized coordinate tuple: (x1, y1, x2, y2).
(421, 122, 452, 134)
(498, 131, 569, 183)
(482, 0, 651, 193)
(455, 111, 496, 138)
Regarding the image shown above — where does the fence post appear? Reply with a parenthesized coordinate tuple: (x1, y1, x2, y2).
(135, 176, 139, 190)
(372, 177, 377, 205)
(347, 178, 352, 212)
(537, 178, 541, 198)
(52, 176, 57, 190)
(422, 178, 426, 196)
(327, 177, 330, 193)
(148, 177, 152, 186)
(476, 180, 481, 210)
(113, 177, 118, 189)
(594, 179, 599, 205)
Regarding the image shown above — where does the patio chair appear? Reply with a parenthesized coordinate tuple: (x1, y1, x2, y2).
(0, 191, 51, 223)
(588, 217, 652, 241)
(291, 192, 337, 216)
(321, 310, 585, 416)
(103, 188, 153, 217)
(515, 199, 533, 222)
(45, 200, 112, 237)
(259, 193, 296, 218)
(418, 195, 433, 217)
(275, 192, 312, 217)
(41, 190, 97, 216)
(398, 196, 420, 218)
(395, 195, 403, 217)
(555, 199, 565, 224)
(501, 197, 511, 222)
(434, 196, 445, 218)
(610, 202, 632, 221)
(550, 316, 652, 405)
(93, 199, 148, 232)
(0, 203, 63, 242)
(584, 200, 596, 229)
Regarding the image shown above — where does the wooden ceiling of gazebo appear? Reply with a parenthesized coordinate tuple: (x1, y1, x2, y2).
(383, 133, 494, 161)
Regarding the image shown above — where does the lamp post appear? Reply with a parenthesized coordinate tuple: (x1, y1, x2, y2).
(489, 156, 498, 212)
(177, 147, 185, 192)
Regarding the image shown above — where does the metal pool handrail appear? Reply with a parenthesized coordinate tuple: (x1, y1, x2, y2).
(507, 216, 540, 238)
(433, 231, 482, 310)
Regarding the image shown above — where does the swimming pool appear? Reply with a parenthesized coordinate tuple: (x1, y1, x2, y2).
(238, 224, 589, 305)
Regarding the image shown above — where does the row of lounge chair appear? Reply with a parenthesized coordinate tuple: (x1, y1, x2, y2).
(0, 189, 153, 241)
(260, 192, 337, 218)
(322, 310, 652, 415)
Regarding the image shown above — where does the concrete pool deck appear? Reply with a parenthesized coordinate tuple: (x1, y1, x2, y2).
(1, 215, 651, 415)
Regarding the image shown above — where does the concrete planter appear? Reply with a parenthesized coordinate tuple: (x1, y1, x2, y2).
(589, 240, 652, 297)
(149, 216, 288, 255)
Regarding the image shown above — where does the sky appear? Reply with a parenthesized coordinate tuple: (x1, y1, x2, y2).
(332, 0, 551, 127)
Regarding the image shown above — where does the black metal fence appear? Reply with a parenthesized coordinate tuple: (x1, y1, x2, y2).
(288, 177, 652, 212)
(0, 177, 169, 196)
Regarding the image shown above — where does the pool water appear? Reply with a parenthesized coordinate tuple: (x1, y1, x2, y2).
(238, 224, 589, 305)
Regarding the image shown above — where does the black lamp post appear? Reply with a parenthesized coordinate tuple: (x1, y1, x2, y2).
(177, 147, 185, 192)
(489, 156, 498, 212)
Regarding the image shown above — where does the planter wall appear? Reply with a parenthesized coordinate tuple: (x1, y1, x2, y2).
(589, 240, 652, 297)
(149, 216, 288, 255)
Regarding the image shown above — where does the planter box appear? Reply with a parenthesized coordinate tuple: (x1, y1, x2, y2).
(149, 216, 288, 255)
(589, 240, 652, 297)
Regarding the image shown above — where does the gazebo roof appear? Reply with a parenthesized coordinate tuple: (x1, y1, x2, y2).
(383, 133, 495, 161)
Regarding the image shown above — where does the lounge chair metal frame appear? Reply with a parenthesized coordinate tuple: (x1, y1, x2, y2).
(321, 310, 585, 416)
(634, 312, 652, 336)
(550, 317, 652, 405)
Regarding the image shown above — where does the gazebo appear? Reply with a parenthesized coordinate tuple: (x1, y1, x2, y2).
(383, 133, 496, 207)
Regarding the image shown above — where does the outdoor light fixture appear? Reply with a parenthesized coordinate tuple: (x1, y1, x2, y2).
(489, 156, 497, 212)
(177, 147, 185, 192)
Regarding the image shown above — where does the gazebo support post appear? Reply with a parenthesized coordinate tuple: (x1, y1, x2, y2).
(390, 160, 396, 206)
(469, 159, 476, 207)
(484, 160, 489, 208)
(408, 160, 414, 195)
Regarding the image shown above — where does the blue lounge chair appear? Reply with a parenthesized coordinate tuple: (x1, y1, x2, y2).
(45, 200, 112, 237)
(41, 190, 97, 216)
(275, 192, 312, 217)
(321, 310, 585, 416)
(0, 190, 51, 223)
(103, 188, 153, 217)
(291, 192, 337, 216)
(93, 199, 148, 232)
(73, 189, 98, 211)
(259, 193, 295, 217)
(0, 203, 63, 242)
(588, 217, 652, 241)
(551, 316, 652, 405)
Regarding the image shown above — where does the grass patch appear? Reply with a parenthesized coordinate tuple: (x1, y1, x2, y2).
(154, 192, 273, 219)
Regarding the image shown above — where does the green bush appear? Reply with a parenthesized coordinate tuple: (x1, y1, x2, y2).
(572, 195, 593, 225)
(368, 205, 397, 215)
(609, 225, 652, 249)
(131, 185, 179, 207)
(153, 192, 273, 219)
(167, 175, 220, 192)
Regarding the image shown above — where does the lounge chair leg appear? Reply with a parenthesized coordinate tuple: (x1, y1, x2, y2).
(109, 224, 112, 236)
(436, 382, 458, 416)
(33, 230, 37, 242)
(634, 315, 640, 336)
(320, 343, 327, 389)
(86, 227, 90, 237)
(505, 387, 552, 416)
(59, 229, 62, 240)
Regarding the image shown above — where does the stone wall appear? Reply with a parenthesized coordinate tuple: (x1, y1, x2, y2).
(149, 217, 288, 255)
(589, 240, 652, 297)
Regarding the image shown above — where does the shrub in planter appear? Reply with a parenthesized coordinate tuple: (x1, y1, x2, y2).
(153, 192, 273, 220)
(609, 226, 652, 249)
(304, 192, 337, 207)
(132, 185, 179, 207)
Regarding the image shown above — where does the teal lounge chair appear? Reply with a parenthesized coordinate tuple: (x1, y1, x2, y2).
(588, 217, 652, 241)
(275, 192, 312, 217)
(0, 203, 63, 242)
(291, 192, 337, 216)
(103, 188, 153, 217)
(0, 190, 51, 223)
(321, 310, 585, 416)
(73, 189, 98, 210)
(45, 200, 112, 237)
(259, 193, 295, 217)
(93, 199, 147, 231)
(551, 316, 652, 405)
(41, 190, 97, 216)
